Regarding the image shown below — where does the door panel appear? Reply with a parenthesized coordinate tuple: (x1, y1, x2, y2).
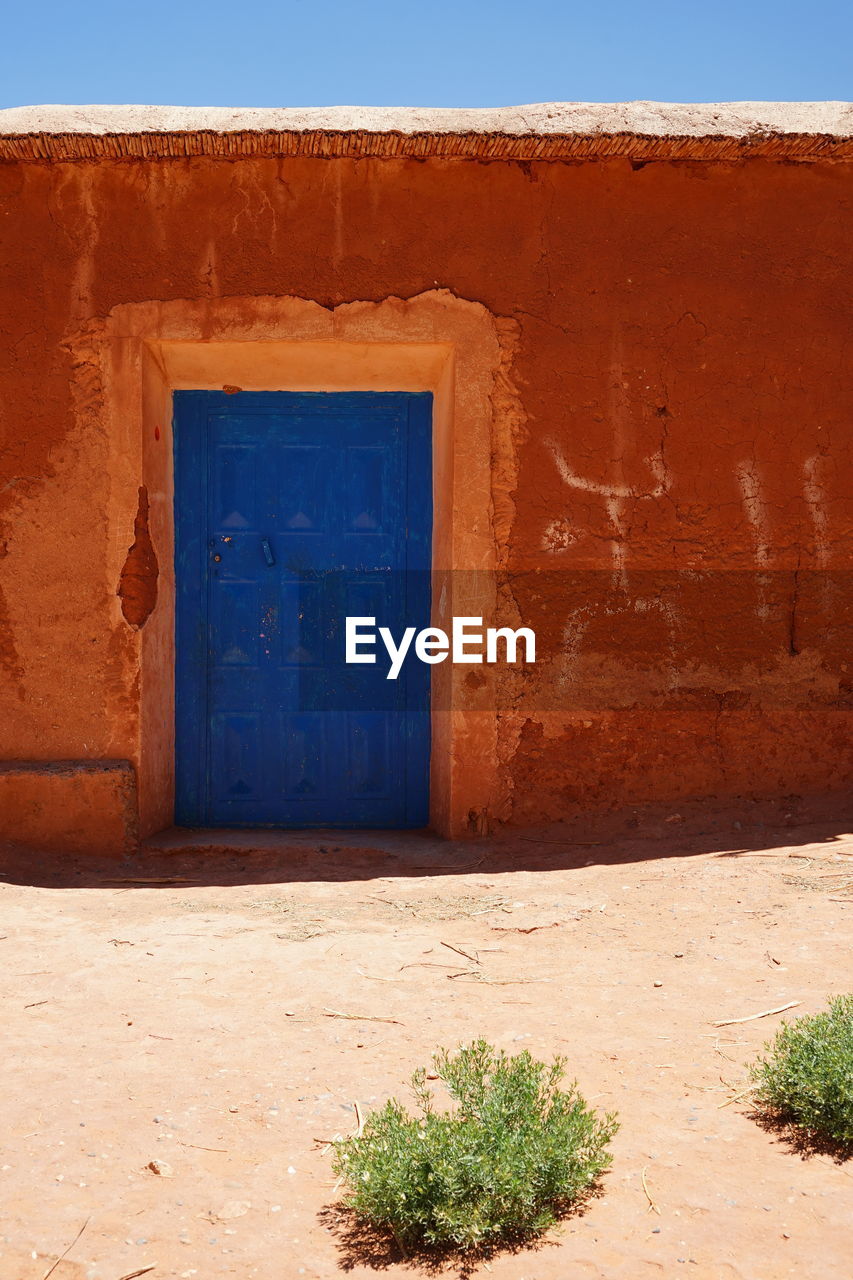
(174, 391, 432, 827)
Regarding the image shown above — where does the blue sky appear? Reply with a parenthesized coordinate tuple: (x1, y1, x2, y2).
(1, 0, 850, 109)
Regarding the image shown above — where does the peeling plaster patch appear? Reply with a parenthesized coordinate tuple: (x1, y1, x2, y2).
(735, 459, 772, 566)
(487, 314, 529, 824)
(489, 315, 527, 569)
(560, 614, 590, 684)
(118, 486, 159, 628)
(803, 454, 830, 566)
(735, 458, 773, 619)
(542, 517, 578, 553)
(0, 540, 25, 698)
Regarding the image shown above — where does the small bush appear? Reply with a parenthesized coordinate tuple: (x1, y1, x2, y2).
(332, 1039, 618, 1250)
(750, 993, 853, 1147)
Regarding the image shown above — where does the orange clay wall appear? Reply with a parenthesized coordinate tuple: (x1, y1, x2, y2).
(0, 154, 851, 836)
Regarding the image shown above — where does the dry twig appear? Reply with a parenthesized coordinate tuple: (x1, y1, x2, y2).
(718, 1084, 757, 1109)
(641, 1166, 660, 1215)
(41, 1217, 90, 1280)
(323, 1008, 402, 1024)
(490, 922, 562, 934)
(712, 1000, 800, 1028)
(364, 896, 415, 915)
(448, 973, 550, 985)
(441, 940, 480, 965)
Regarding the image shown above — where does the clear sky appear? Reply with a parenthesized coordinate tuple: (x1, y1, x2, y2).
(1, 0, 850, 110)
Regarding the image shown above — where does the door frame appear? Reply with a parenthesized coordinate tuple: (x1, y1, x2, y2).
(89, 291, 520, 838)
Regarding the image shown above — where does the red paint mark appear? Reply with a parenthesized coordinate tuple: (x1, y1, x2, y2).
(154, 425, 161, 441)
(223, 384, 242, 395)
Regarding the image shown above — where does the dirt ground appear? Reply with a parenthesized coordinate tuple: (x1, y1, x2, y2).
(1, 800, 852, 1280)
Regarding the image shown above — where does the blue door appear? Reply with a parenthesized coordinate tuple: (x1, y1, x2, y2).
(173, 391, 432, 828)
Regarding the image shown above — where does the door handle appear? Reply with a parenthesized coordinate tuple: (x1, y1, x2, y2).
(261, 537, 276, 567)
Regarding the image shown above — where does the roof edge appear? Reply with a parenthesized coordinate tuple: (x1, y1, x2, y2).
(2, 102, 852, 163)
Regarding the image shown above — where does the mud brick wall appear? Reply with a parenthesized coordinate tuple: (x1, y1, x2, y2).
(1, 147, 851, 833)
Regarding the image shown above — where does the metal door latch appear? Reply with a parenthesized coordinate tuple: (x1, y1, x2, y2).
(261, 537, 276, 566)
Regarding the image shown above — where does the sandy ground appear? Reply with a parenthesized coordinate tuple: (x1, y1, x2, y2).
(1, 804, 852, 1280)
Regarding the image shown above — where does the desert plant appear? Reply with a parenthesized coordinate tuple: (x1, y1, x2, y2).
(750, 993, 853, 1147)
(332, 1038, 618, 1250)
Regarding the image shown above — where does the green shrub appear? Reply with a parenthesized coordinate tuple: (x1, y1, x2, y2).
(750, 994, 853, 1147)
(332, 1039, 618, 1250)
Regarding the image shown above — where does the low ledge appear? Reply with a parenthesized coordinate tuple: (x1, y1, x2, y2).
(0, 759, 138, 856)
(1, 101, 852, 163)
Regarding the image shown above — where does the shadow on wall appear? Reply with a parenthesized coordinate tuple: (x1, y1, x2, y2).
(0, 793, 850, 890)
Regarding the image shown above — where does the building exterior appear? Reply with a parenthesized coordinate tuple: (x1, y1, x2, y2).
(0, 102, 850, 852)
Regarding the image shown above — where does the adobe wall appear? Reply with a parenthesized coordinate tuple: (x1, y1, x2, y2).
(0, 152, 850, 845)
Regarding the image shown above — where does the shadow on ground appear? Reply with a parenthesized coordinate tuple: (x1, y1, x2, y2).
(1, 794, 850, 890)
(748, 1108, 853, 1164)
(318, 1203, 573, 1278)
